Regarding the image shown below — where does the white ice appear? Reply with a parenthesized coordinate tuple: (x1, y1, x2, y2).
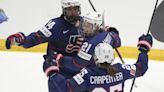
(0, 51, 164, 92)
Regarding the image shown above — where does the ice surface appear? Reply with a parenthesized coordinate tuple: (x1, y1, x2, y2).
(0, 52, 163, 92)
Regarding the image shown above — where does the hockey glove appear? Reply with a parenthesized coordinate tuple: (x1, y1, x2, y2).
(137, 34, 153, 53)
(6, 32, 25, 49)
(66, 37, 84, 53)
(106, 27, 121, 48)
(105, 26, 119, 34)
(43, 54, 63, 77)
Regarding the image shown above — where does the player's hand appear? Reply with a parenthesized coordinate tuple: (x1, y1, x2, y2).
(106, 27, 121, 48)
(43, 60, 59, 77)
(6, 32, 25, 49)
(43, 54, 63, 77)
(105, 26, 119, 34)
(66, 37, 84, 53)
(137, 34, 153, 53)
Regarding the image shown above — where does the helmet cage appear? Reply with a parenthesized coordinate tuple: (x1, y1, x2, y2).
(62, 6, 81, 24)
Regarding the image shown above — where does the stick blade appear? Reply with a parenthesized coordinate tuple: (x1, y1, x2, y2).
(150, 0, 164, 42)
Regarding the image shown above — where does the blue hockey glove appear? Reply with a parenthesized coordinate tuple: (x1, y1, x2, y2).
(106, 27, 121, 48)
(137, 34, 153, 53)
(66, 37, 84, 53)
(43, 60, 59, 77)
(105, 26, 119, 34)
(43, 54, 63, 77)
(6, 32, 25, 49)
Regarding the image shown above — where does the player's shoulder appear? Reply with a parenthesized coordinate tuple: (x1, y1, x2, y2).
(72, 67, 89, 85)
(113, 63, 136, 72)
(90, 30, 109, 39)
(112, 63, 122, 68)
(51, 16, 64, 25)
(78, 67, 94, 77)
(80, 68, 89, 74)
(45, 15, 67, 31)
(89, 31, 109, 42)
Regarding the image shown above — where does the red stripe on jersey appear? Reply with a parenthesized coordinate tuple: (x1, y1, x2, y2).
(67, 80, 73, 92)
(73, 59, 84, 68)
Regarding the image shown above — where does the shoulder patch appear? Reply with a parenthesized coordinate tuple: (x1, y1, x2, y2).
(73, 73, 84, 85)
(46, 20, 56, 30)
(40, 26, 52, 37)
(73, 68, 88, 85)
(78, 42, 92, 61)
(103, 33, 112, 44)
(39, 20, 55, 37)
(78, 50, 92, 61)
(122, 64, 136, 76)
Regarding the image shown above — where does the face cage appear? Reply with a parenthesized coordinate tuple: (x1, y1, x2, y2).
(81, 23, 100, 38)
(63, 6, 81, 25)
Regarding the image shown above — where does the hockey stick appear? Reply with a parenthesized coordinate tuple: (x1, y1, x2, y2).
(130, 0, 159, 92)
(88, 0, 97, 12)
(115, 48, 125, 63)
(88, 0, 125, 64)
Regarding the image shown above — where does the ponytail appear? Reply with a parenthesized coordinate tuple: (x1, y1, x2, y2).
(97, 62, 118, 76)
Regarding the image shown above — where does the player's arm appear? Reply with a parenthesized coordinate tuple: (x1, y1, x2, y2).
(118, 52, 148, 80)
(43, 57, 89, 92)
(58, 55, 91, 75)
(22, 19, 56, 48)
(57, 41, 94, 74)
(66, 68, 89, 92)
(117, 34, 152, 79)
(5, 19, 56, 49)
(105, 26, 121, 48)
(134, 34, 153, 77)
(44, 41, 104, 75)
(42, 53, 85, 76)
(44, 73, 70, 92)
(43, 69, 88, 92)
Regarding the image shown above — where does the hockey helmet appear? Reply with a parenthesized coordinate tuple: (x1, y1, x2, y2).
(61, 0, 81, 25)
(61, 0, 81, 8)
(94, 43, 115, 64)
(82, 11, 103, 37)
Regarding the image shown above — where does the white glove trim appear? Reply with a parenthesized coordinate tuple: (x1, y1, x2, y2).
(45, 66, 59, 77)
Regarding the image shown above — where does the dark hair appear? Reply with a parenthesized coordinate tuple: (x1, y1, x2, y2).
(62, 6, 81, 25)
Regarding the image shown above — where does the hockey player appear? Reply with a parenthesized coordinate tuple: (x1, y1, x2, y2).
(43, 11, 121, 91)
(6, 0, 82, 57)
(43, 34, 152, 92)
(43, 11, 152, 92)
(6, 0, 84, 60)
(0, 8, 8, 24)
(43, 11, 121, 77)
